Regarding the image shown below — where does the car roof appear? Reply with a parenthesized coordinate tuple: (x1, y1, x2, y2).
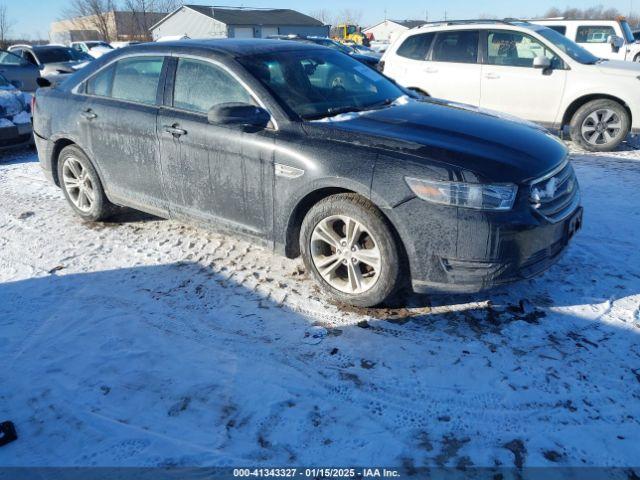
(412, 20, 546, 33)
(127, 38, 325, 57)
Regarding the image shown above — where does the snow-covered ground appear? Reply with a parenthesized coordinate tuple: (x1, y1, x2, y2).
(1, 144, 639, 470)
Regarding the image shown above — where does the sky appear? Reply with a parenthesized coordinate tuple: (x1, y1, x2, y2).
(0, 0, 634, 40)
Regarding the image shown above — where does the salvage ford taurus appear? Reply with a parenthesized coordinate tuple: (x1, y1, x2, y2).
(32, 40, 582, 307)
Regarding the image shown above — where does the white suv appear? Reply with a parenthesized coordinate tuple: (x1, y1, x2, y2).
(532, 18, 640, 62)
(381, 20, 640, 151)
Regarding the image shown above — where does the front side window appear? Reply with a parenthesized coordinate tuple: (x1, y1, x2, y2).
(576, 26, 616, 43)
(0, 50, 27, 66)
(173, 58, 254, 113)
(431, 30, 479, 64)
(486, 31, 558, 67)
(238, 49, 405, 120)
(396, 33, 435, 60)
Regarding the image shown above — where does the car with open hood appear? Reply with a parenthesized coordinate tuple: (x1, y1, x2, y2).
(32, 39, 582, 306)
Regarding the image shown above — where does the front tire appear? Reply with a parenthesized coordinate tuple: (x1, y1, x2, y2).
(57, 145, 115, 221)
(569, 99, 630, 152)
(300, 193, 401, 307)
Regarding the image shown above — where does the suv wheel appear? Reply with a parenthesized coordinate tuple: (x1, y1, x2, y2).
(57, 145, 115, 221)
(300, 193, 401, 307)
(569, 99, 629, 152)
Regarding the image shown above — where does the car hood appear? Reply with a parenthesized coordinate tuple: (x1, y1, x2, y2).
(43, 61, 87, 73)
(596, 58, 640, 76)
(306, 98, 567, 183)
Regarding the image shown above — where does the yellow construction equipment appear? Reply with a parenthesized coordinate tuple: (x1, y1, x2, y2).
(331, 24, 367, 45)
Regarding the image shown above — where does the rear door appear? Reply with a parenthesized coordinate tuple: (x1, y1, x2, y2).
(421, 29, 481, 105)
(80, 55, 168, 215)
(383, 32, 435, 91)
(157, 56, 274, 237)
(479, 30, 566, 124)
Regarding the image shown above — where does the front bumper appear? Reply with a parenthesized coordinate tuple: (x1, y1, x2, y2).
(390, 196, 583, 294)
(0, 122, 33, 151)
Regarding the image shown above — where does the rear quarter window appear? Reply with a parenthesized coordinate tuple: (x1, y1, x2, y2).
(396, 33, 434, 60)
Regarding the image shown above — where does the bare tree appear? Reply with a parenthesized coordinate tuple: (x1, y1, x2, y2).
(64, 0, 118, 41)
(0, 4, 15, 49)
(539, 5, 625, 20)
(308, 9, 334, 25)
(338, 9, 364, 25)
(124, 0, 181, 40)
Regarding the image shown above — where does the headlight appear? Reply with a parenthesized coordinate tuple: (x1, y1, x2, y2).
(405, 177, 518, 211)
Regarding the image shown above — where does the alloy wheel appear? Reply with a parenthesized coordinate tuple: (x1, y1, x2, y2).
(62, 157, 95, 212)
(580, 109, 623, 146)
(310, 215, 381, 294)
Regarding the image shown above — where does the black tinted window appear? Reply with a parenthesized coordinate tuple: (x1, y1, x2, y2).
(111, 56, 164, 105)
(432, 31, 479, 63)
(173, 58, 254, 113)
(547, 25, 567, 35)
(396, 33, 434, 60)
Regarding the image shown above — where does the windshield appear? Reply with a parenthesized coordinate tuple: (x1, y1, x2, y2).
(239, 49, 404, 120)
(37, 47, 91, 63)
(620, 21, 635, 43)
(536, 27, 600, 64)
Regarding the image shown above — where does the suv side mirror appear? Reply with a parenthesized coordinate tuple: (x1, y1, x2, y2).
(208, 103, 270, 129)
(533, 56, 551, 70)
(608, 35, 624, 51)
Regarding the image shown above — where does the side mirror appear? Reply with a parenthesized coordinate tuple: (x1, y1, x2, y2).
(533, 56, 552, 70)
(208, 102, 270, 129)
(608, 35, 624, 51)
(36, 77, 52, 88)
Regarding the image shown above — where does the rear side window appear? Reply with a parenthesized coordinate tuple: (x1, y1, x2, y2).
(111, 56, 164, 105)
(396, 33, 435, 60)
(432, 30, 479, 63)
(86, 64, 115, 96)
(576, 26, 615, 43)
(173, 58, 254, 113)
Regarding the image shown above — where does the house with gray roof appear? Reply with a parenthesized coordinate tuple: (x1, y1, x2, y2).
(150, 5, 329, 40)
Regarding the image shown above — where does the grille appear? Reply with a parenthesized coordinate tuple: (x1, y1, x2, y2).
(530, 161, 579, 223)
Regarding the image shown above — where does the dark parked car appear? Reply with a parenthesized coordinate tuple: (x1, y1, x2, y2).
(0, 50, 40, 92)
(32, 40, 582, 306)
(8, 44, 92, 79)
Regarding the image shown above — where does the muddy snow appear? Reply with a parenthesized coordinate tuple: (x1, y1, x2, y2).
(0, 144, 639, 469)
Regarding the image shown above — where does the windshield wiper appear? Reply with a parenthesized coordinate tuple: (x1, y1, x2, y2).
(304, 105, 366, 120)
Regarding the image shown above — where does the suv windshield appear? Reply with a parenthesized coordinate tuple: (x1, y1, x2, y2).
(239, 49, 404, 120)
(37, 47, 91, 63)
(536, 27, 600, 64)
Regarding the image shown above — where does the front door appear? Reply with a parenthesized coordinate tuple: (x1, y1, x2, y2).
(480, 30, 567, 125)
(81, 55, 168, 215)
(420, 29, 482, 106)
(158, 57, 274, 238)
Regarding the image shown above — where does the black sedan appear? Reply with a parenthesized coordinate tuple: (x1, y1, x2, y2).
(32, 40, 581, 307)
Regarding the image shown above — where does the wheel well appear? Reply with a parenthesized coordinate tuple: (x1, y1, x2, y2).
(562, 94, 631, 128)
(50, 138, 76, 187)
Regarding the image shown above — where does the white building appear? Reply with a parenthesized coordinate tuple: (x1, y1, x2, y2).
(151, 5, 329, 40)
(363, 19, 427, 43)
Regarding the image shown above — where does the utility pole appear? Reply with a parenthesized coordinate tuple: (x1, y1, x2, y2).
(444, 10, 447, 20)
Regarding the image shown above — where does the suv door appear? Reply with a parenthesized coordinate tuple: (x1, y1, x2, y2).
(479, 30, 567, 125)
(80, 55, 168, 215)
(421, 29, 481, 105)
(157, 56, 274, 237)
(383, 32, 435, 90)
(574, 25, 624, 60)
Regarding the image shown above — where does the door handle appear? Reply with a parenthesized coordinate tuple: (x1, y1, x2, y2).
(163, 124, 187, 136)
(81, 109, 97, 120)
(424, 67, 438, 74)
(484, 73, 500, 80)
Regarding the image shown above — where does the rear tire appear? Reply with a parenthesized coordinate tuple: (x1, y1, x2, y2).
(57, 145, 115, 221)
(300, 193, 401, 307)
(569, 99, 629, 152)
